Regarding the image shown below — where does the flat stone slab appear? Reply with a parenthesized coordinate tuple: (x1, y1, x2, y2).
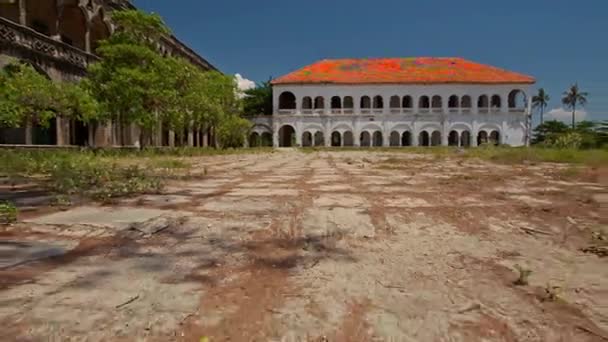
(301, 207, 375, 238)
(0, 239, 77, 269)
(25, 206, 171, 229)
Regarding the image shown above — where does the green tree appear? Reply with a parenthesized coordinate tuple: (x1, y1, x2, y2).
(0, 63, 58, 129)
(562, 84, 588, 129)
(532, 88, 550, 125)
(532, 120, 569, 145)
(243, 79, 272, 116)
(216, 115, 251, 148)
(86, 10, 174, 147)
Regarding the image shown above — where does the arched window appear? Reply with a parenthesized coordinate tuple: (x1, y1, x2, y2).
(314, 131, 324, 146)
(402, 131, 411, 146)
(58, 4, 87, 50)
(360, 96, 371, 111)
(431, 96, 442, 112)
(448, 131, 459, 146)
(491, 95, 502, 110)
(508, 90, 526, 110)
(302, 97, 312, 111)
(390, 131, 400, 146)
(314, 96, 325, 110)
(402, 96, 413, 109)
(419, 96, 430, 109)
(90, 11, 111, 53)
(390, 96, 401, 112)
(302, 132, 313, 147)
(343, 96, 354, 113)
(431, 131, 442, 146)
(419, 131, 430, 146)
(343, 131, 354, 146)
(278, 125, 296, 147)
(460, 131, 471, 147)
(373, 96, 384, 109)
(331, 131, 341, 147)
(448, 95, 459, 109)
(461, 96, 472, 111)
(372, 131, 383, 147)
(360, 131, 371, 147)
(478, 95, 489, 112)
(278, 92, 296, 111)
(331, 96, 342, 113)
(490, 130, 500, 145)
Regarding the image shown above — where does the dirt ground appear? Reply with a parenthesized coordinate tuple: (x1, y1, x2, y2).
(1, 150, 607, 341)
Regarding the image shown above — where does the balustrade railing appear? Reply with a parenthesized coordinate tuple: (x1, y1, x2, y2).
(0, 17, 98, 70)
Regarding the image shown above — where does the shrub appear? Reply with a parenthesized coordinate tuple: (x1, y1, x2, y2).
(513, 264, 532, 286)
(0, 201, 17, 225)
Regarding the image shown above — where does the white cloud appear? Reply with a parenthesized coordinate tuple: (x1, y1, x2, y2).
(234, 73, 255, 98)
(545, 107, 588, 123)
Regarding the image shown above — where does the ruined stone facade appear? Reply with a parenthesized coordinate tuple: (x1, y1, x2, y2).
(0, 0, 216, 147)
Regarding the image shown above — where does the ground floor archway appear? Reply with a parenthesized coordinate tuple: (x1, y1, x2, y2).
(278, 125, 296, 147)
(490, 130, 500, 145)
(360, 131, 371, 147)
(331, 132, 341, 147)
(314, 131, 325, 146)
(448, 131, 459, 146)
(431, 131, 442, 146)
(390, 131, 400, 147)
(402, 132, 411, 146)
(372, 131, 383, 147)
(460, 131, 471, 147)
(249, 132, 260, 147)
(477, 131, 489, 146)
(302, 132, 313, 147)
(343, 131, 354, 147)
(419, 131, 430, 147)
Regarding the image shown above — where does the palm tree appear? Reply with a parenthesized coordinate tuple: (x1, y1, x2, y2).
(532, 88, 550, 125)
(562, 84, 588, 129)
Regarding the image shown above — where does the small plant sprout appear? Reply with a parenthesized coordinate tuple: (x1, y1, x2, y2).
(0, 201, 18, 225)
(514, 264, 532, 286)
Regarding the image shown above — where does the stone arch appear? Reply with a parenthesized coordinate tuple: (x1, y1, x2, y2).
(360, 131, 371, 147)
(278, 92, 296, 110)
(431, 131, 442, 146)
(460, 131, 471, 147)
(251, 124, 273, 135)
(343, 131, 354, 147)
(314, 96, 325, 109)
(419, 131, 430, 147)
(331, 123, 354, 133)
(58, 2, 87, 51)
(461, 95, 472, 109)
(343, 96, 354, 111)
(303, 124, 324, 134)
(402, 95, 413, 109)
(302, 131, 313, 147)
(402, 132, 412, 146)
(26, 0, 59, 36)
(489, 130, 500, 145)
(314, 131, 324, 146)
(278, 125, 296, 147)
(478, 95, 489, 110)
(477, 131, 489, 145)
(331, 131, 341, 147)
(260, 132, 273, 146)
(372, 131, 383, 147)
(491, 95, 502, 109)
(90, 9, 111, 53)
(448, 131, 459, 146)
(248, 132, 260, 147)
(330, 96, 342, 109)
(431, 96, 442, 110)
(373, 95, 384, 109)
(508, 89, 526, 109)
(448, 95, 459, 109)
(360, 96, 371, 109)
(389, 95, 400, 109)
(389, 131, 400, 146)
(419, 96, 430, 109)
(302, 96, 313, 110)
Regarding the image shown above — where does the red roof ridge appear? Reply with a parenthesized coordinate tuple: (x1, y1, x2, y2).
(271, 57, 535, 85)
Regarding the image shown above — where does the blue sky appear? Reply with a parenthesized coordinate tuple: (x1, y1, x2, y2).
(133, 0, 608, 122)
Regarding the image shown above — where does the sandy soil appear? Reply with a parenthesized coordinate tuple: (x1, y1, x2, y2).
(1, 150, 607, 341)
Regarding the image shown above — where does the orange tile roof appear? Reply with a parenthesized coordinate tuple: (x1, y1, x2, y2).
(271, 57, 535, 85)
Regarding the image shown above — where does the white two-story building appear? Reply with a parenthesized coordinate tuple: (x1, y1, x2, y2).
(249, 57, 535, 148)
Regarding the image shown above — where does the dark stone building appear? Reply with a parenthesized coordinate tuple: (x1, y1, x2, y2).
(0, 0, 217, 147)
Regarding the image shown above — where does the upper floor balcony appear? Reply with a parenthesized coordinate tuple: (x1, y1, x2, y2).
(0, 16, 98, 71)
(274, 91, 528, 116)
